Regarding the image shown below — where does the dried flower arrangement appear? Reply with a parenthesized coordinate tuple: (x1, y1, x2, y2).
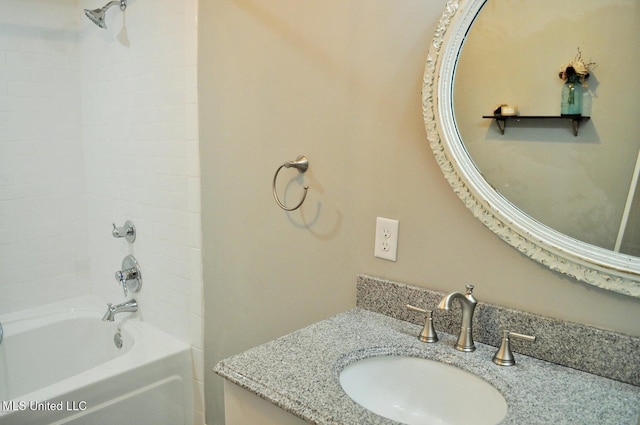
(558, 48, 596, 87)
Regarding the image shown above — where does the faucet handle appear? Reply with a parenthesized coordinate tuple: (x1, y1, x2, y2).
(406, 304, 439, 343)
(112, 220, 136, 243)
(114, 255, 142, 297)
(492, 329, 536, 366)
(115, 270, 129, 296)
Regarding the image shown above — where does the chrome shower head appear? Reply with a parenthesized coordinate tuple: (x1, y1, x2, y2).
(84, 0, 127, 29)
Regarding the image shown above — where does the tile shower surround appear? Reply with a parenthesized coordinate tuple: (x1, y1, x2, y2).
(357, 274, 640, 386)
(0, 1, 203, 423)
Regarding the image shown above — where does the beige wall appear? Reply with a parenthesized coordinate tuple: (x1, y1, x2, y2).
(199, 1, 640, 424)
(455, 0, 640, 251)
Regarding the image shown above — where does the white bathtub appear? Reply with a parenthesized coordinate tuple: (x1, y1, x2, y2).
(0, 296, 193, 425)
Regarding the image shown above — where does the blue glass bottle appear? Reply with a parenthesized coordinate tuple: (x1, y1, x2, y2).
(561, 74, 583, 115)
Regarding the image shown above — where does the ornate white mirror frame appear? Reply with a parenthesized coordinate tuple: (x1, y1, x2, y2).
(422, 0, 640, 298)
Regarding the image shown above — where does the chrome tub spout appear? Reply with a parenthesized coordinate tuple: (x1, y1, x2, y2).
(102, 299, 138, 322)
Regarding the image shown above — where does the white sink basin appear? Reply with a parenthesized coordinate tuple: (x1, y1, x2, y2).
(339, 355, 508, 425)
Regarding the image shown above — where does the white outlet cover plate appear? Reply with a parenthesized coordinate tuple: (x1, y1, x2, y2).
(374, 217, 399, 261)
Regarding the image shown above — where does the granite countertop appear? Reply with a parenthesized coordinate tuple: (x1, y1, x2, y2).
(214, 308, 640, 425)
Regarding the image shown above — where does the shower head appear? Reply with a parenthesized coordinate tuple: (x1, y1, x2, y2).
(84, 0, 127, 29)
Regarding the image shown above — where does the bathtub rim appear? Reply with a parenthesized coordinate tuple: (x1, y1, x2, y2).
(0, 295, 192, 410)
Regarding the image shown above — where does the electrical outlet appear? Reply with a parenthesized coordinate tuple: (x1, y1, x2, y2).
(374, 217, 399, 261)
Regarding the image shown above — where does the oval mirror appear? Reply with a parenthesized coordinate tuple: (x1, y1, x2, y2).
(423, 0, 640, 297)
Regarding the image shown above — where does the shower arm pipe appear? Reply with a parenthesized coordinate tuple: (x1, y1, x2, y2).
(272, 156, 310, 211)
(95, 0, 127, 12)
(109, 0, 127, 11)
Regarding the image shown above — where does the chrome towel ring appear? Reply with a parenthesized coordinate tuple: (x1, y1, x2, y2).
(272, 155, 309, 211)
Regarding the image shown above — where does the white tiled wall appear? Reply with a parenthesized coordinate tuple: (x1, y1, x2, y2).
(0, 0, 90, 313)
(1, 0, 203, 422)
(78, 0, 204, 422)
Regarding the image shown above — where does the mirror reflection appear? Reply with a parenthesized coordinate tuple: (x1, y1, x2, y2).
(454, 0, 640, 256)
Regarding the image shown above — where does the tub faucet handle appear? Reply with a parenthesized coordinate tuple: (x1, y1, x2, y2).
(115, 269, 138, 296)
(115, 255, 142, 297)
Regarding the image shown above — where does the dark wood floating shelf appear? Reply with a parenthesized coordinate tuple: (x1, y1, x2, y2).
(482, 115, 591, 137)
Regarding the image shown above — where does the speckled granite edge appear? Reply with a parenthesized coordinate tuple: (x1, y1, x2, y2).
(356, 274, 640, 386)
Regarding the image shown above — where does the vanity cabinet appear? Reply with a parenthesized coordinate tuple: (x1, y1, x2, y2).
(224, 381, 308, 425)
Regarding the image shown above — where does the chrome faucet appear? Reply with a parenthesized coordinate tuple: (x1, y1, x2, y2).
(438, 285, 477, 352)
(112, 220, 136, 243)
(102, 299, 138, 322)
(0, 321, 3, 345)
(115, 255, 142, 297)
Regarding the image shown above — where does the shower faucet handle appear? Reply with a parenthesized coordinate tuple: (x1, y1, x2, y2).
(112, 220, 136, 243)
(115, 268, 138, 296)
(115, 255, 142, 297)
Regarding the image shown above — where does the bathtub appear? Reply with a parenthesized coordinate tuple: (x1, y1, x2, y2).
(0, 296, 193, 425)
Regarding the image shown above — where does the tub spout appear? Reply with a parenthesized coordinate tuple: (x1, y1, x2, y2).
(102, 299, 138, 322)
